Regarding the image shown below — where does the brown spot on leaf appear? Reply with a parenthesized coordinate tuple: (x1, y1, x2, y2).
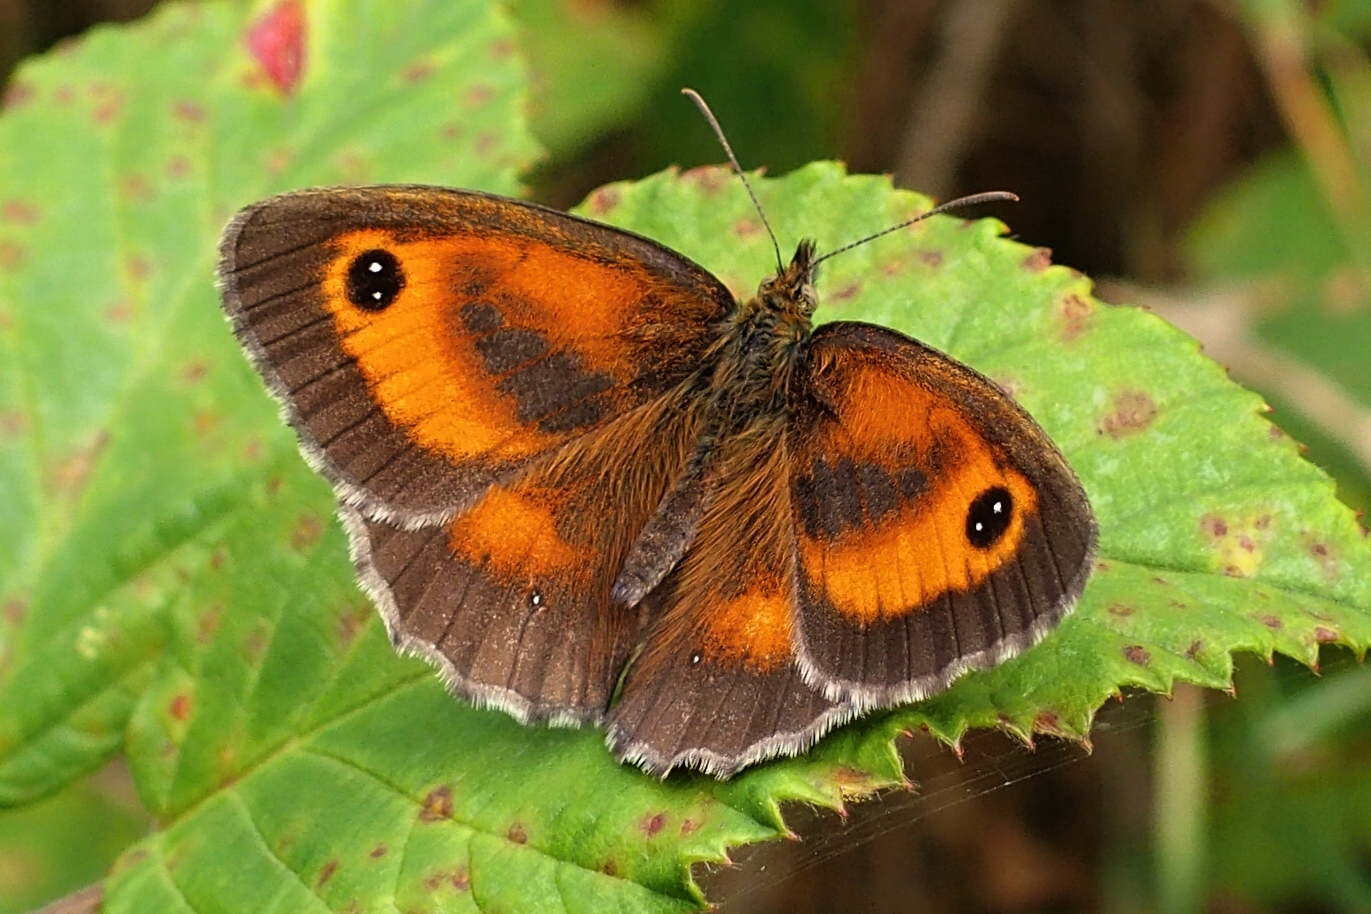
(1058, 293, 1093, 342)
(1185, 641, 1203, 659)
(55, 85, 76, 105)
(602, 860, 618, 877)
(173, 100, 206, 122)
(167, 156, 192, 179)
(1315, 627, 1339, 643)
(419, 786, 453, 822)
(587, 186, 620, 215)
(452, 866, 470, 890)
(684, 166, 728, 194)
(680, 818, 699, 835)
(243, 438, 264, 462)
(466, 84, 493, 107)
(441, 122, 463, 142)
(641, 813, 666, 837)
(830, 283, 861, 302)
(49, 431, 109, 497)
(475, 132, 499, 156)
(1, 200, 39, 225)
(307, 856, 338, 890)
(193, 410, 218, 436)
(1107, 603, 1135, 618)
(1022, 247, 1052, 271)
(3, 82, 34, 109)
(127, 255, 152, 282)
(243, 625, 270, 664)
(182, 361, 208, 384)
(291, 514, 324, 552)
(197, 604, 222, 643)
(1123, 645, 1151, 666)
(1034, 712, 1061, 733)
(506, 822, 528, 844)
(1201, 516, 1228, 538)
(733, 219, 762, 238)
(3, 598, 27, 627)
(168, 693, 192, 721)
(1098, 390, 1157, 437)
(336, 603, 371, 648)
(0, 241, 29, 272)
(247, 0, 307, 95)
(1256, 613, 1282, 630)
(121, 173, 152, 203)
(404, 60, 435, 83)
(0, 411, 29, 437)
(370, 843, 387, 858)
(107, 301, 135, 323)
(919, 250, 944, 268)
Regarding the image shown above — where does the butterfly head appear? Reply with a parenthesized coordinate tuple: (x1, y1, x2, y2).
(756, 239, 819, 321)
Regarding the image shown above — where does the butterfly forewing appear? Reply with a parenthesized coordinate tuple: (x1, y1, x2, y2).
(218, 185, 733, 526)
(789, 322, 1097, 709)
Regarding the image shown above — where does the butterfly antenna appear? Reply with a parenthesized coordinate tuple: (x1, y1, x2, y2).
(682, 88, 784, 273)
(812, 191, 1020, 269)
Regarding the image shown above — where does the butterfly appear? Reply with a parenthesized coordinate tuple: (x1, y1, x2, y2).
(216, 104, 1096, 778)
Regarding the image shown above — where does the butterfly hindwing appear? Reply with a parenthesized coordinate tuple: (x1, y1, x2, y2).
(789, 322, 1097, 709)
(349, 393, 704, 722)
(606, 423, 852, 777)
(219, 185, 733, 525)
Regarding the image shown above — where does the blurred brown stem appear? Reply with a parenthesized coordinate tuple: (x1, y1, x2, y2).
(894, 0, 1018, 198)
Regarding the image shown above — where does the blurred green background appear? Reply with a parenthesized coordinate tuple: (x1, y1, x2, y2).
(2, 1, 1371, 912)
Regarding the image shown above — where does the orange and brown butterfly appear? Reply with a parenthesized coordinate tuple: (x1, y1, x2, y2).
(216, 93, 1096, 778)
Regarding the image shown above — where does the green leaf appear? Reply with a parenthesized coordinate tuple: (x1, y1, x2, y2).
(2, 2, 1369, 913)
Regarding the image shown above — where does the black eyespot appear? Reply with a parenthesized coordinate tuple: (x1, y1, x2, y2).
(966, 486, 1013, 548)
(346, 249, 404, 311)
(688, 650, 703, 667)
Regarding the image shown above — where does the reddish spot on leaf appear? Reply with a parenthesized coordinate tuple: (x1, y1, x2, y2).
(1201, 515, 1228, 538)
(830, 283, 861, 302)
(1256, 613, 1282, 629)
(1058, 293, 1093, 342)
(587, 186, 621, 216)
(265, 148, 293, 174)
(680, 818, 699, 835)
(243, 437, 264, 462)
(1098, 390, 1158, 438)
(127, 255, 153, 282)
(247, 0, 307, 96)
(734, 219, 762, 239)
(1107, 603, 1135, 618)
(404, 60, 435, 83)
(1315, 626, 1339, 642)
(1, 200, 39, 225)
(182, 361, 208, 384)
(466, 84, 493, 107)
(1123, 645, 1151, 666)
(107, 301, 135, 323)
(0, 241, 29, 272)
(441, 123, 463, 142)
(167, 156, 192, 179)
(1022, 247, 1052, 271)
(452, 866, 470, 891)
(1170, 600, 1188, 609)
(1268, 425, 1287, 440)
(173, 100, 206, 122)
(168, 693, 192, 721)
(3, 82, 34, 109)
(475, 132, 499, 156)
(193, 410, 219, 437)
(507, 822, 529, 844)
(602, 860, 618, 876)
(1185, 640, 1203, 659)
(684, 166, 728, 194)
(3, 598, 27, 627)
(1034, 712, 1061, 733)
(291, 514, 324, 552)
(919, 250, 944, 269)
(197, 604, 222, 643)
(420, 786, 453, 822)
(369, 843, 387, 858)
(243, 625, 270, 664)
(491, 37, 516, 58)
(641, 813, 666, 837)
(90, 84, 124, 125)
(316, 859, 338, 888)
(55, 85, 76, 105)
(336, 603, 371, 648)
(0, 411, 29, 437)
(49, 431, 109, 498)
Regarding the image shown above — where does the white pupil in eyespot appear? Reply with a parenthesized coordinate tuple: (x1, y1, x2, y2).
(368, 260, 382, 272)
